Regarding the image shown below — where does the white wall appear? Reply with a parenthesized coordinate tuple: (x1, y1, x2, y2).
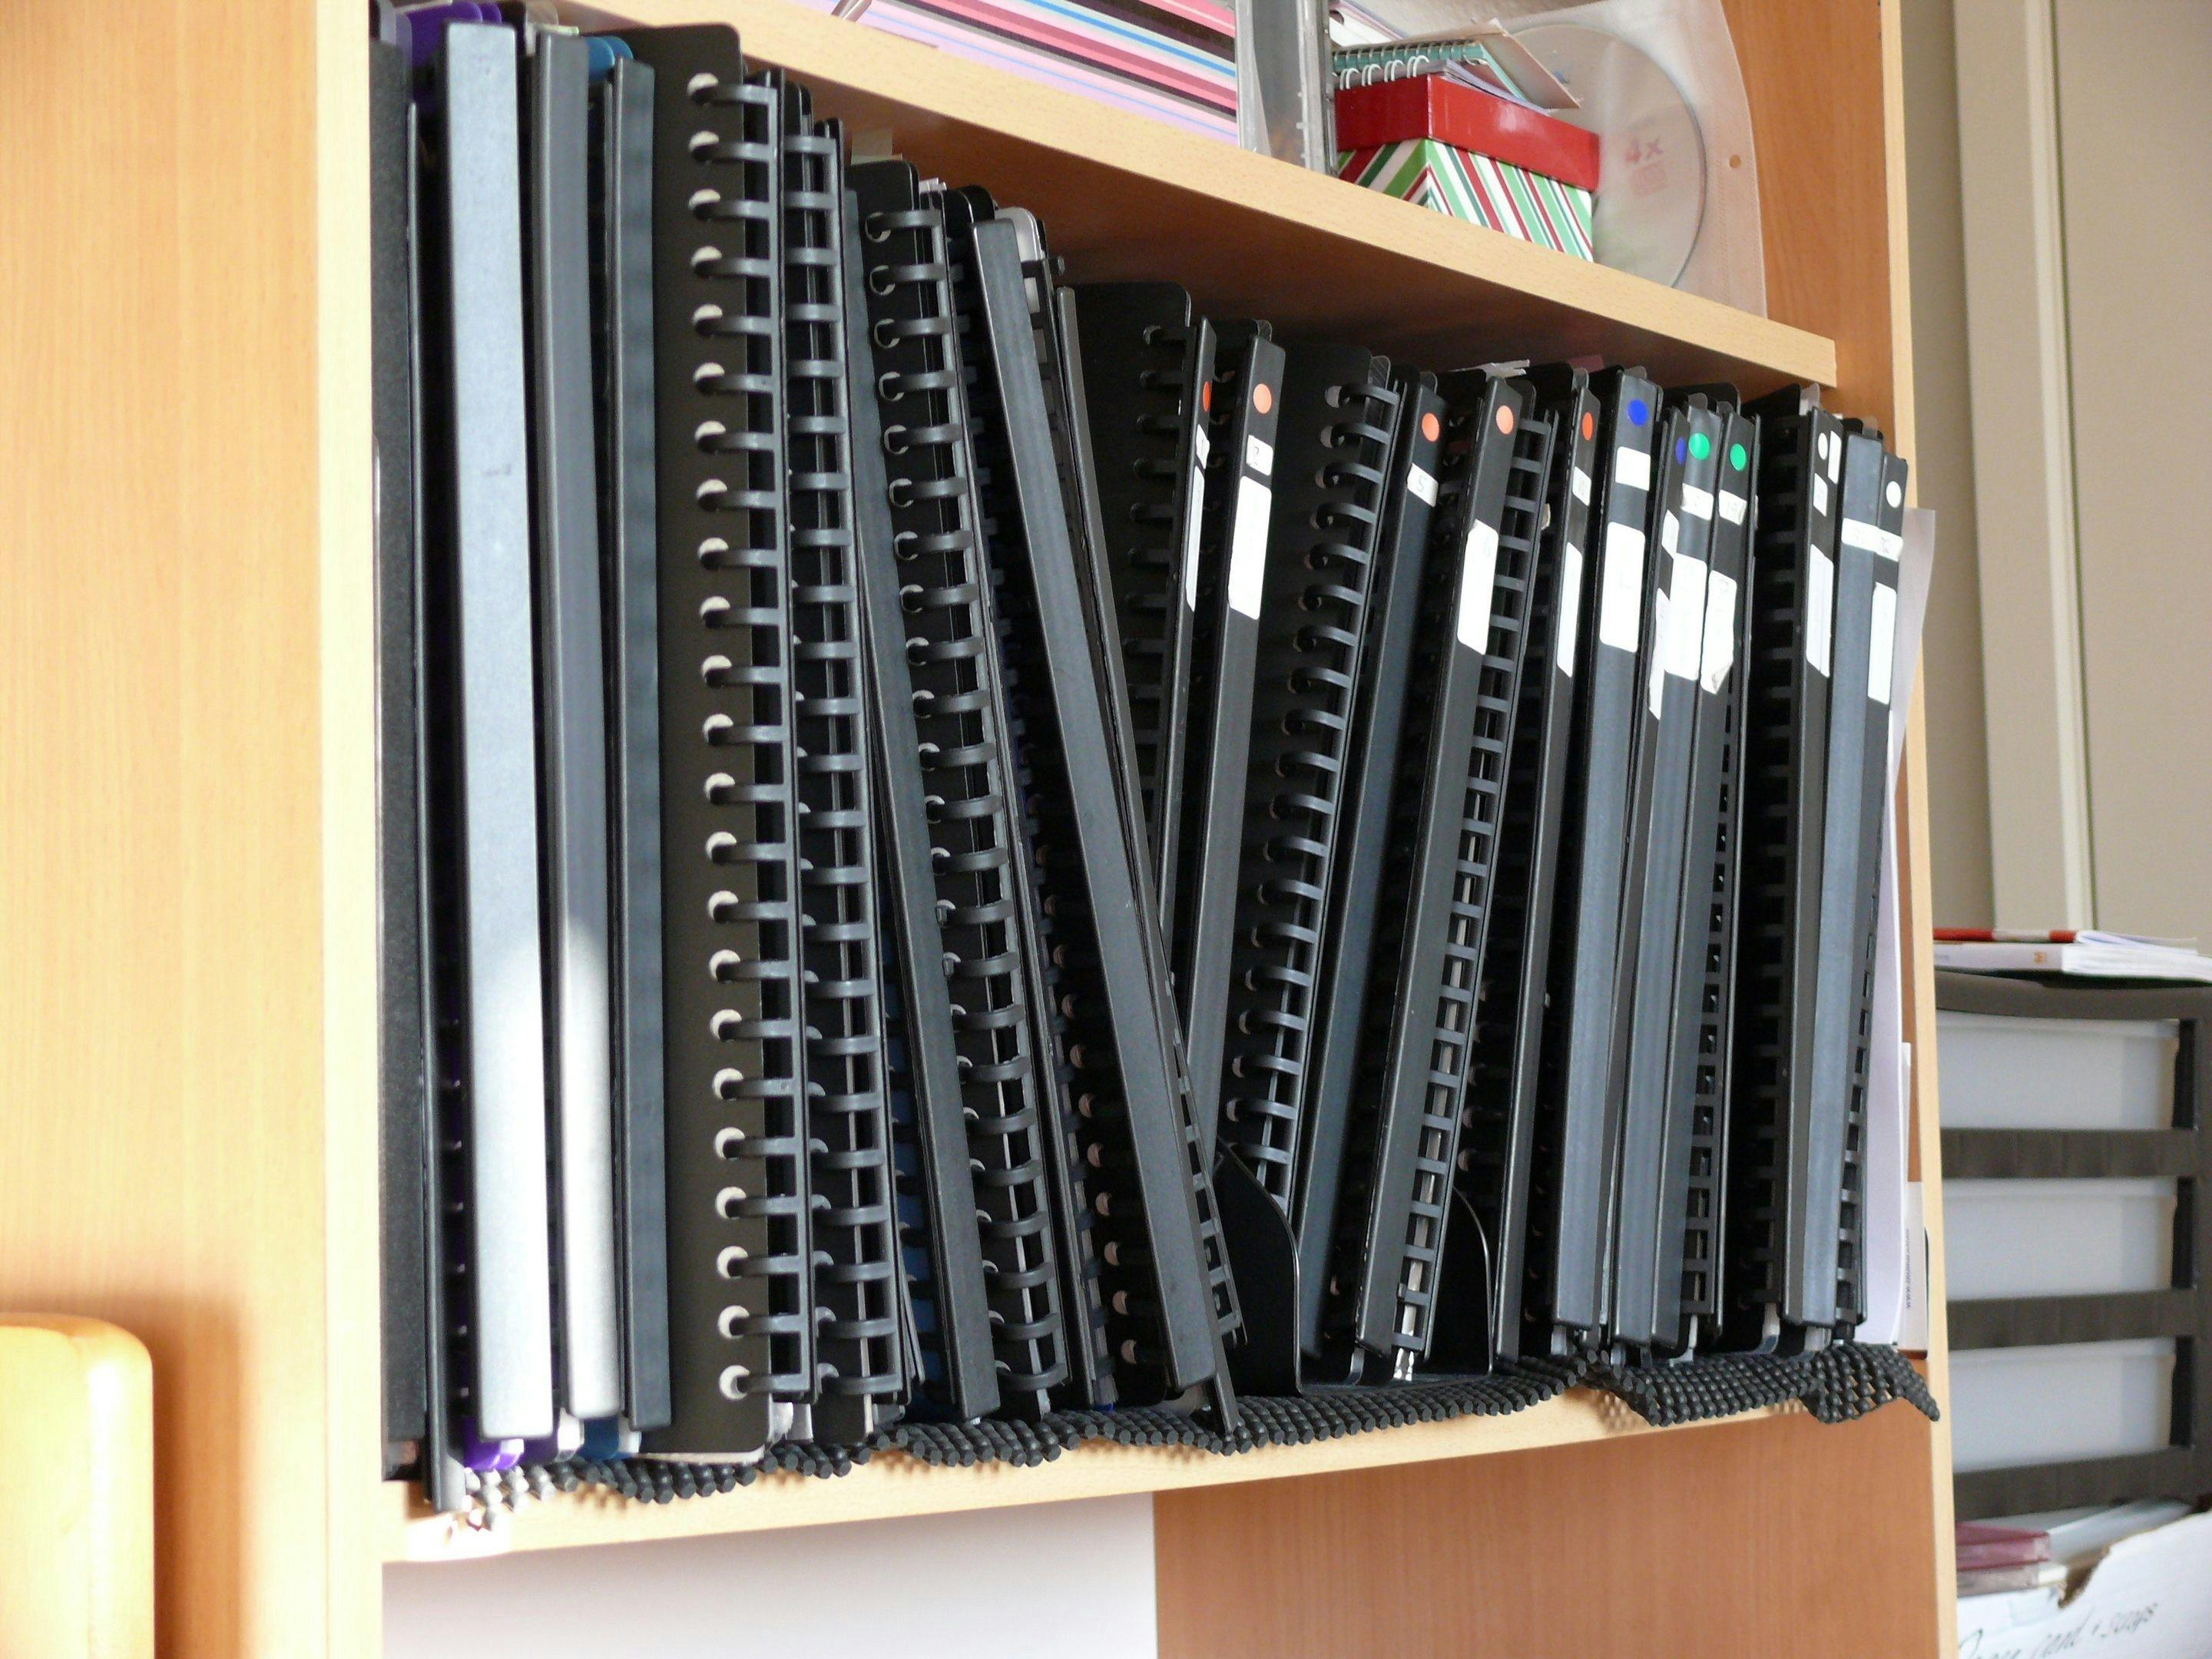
(384, 1495, 1158, 1658)
(1902, 0, 1996, 928)
(2053, 0, 2212, 945)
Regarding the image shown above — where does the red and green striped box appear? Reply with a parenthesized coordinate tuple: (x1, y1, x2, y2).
(1337, 137, 1595, 259)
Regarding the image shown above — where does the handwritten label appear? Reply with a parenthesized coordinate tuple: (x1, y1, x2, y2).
(1227, 479, 1271, 618)
(1682, 483, 1714, 522)
(1807, 546, 1836, 677)
(1869, 581, 1898, 704)
(1664, 555, 1709, 679)
(1556, 543, 1584, 677)
(1612, 444, 1651, 494)
(1407, 464, 1438, 505)
(1597, 522, 1646, 651)
(1458, 519, 1501, 649)
(1718, 489, 1748, 525)
(1700, 571, 1738, 692)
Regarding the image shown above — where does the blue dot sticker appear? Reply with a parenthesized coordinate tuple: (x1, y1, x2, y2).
(1674, 438, 1688, 465)
(1628, 397, 1650, 426)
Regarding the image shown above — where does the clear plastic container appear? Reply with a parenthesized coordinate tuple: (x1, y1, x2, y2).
(1949, 1338, 2177, 1474)
(1945, 1178, 2177, 1300)
(1937, 1012, 2176, 1131)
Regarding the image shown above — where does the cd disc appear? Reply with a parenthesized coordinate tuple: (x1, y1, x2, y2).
(1514, 22, 1706, 287)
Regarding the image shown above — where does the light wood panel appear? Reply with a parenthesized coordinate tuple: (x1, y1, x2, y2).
(382, 1392, 1787, 1561)
(1155, 1402, 1941, 1659)
(0, 2, 360, 1654)
(581, 0, 1833, 389)
(0, 1319, 154, 1659)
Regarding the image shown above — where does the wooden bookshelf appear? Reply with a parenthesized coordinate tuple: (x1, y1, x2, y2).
(0, 0, 1950, 1653)
(582, 0, 1836, 392)
(382, 1392, 1792, 1561)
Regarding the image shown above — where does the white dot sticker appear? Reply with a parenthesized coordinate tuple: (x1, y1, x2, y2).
(1817, 430, 1832, 464)
(1886, 479, 1903, 510)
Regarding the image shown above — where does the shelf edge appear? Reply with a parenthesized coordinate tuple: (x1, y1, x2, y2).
(382, 1391, 1814, 1562)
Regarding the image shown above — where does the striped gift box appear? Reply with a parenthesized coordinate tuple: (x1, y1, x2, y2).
(1336, 139, 1595, 260)
(810, 0, 1237, 141)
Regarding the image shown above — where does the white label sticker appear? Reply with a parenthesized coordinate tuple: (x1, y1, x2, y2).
(1597, 521, 1646, 651)
(1661, 512, 1679, 555)
(1556, 543, 1584, 677)
(1869, 581, 1898, 705)
(1827, 436, 1843, 482)
(1407, 464, 1439, 506)
(1879, 526, 1904, 561)
(1191, 422, 1211, 469)
(1718, 489, 1748, 525)
(1227, 479, 1271, 618)
(1807, 546, 1836, 677)
(1700, 571, 1739, 692)
(1682, 484, 1715, 522)
(1458, 519, 1501, 650)
(1571, 465, 1592, 505)
(1663, 555, 1709, 679)
(1246, 435, 1274, 477)
(1612, 445, 1651, 494)
(1813, 475, 1830, 518)
(1183, 460, 1206, 605)
(1647, 593, 1669, 717)
(1840, 517, 1883, 554)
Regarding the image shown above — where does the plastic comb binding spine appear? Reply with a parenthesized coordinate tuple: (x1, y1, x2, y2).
(781, 95, 903, 1441)
(848, 157, 1069, 1415)
(624, 26, 810, 1457)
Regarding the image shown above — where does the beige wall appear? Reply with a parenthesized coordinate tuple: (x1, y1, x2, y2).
(1902, 0, 1997, 928)
(2054, 0, 2212, 942)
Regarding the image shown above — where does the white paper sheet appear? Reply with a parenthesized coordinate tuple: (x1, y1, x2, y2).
(1856, 508, 1936, 1346)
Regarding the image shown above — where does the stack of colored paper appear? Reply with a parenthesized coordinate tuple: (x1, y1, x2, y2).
(1333, 48, 1598, 260)
(805, 0, 1237, 141)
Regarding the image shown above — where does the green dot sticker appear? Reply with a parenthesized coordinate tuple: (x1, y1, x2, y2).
(1688, 431, 1713, 461)
(1728, 441, 1748, 472)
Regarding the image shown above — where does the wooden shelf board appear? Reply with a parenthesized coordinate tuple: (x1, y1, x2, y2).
(382, 1391, 1799, 1562)
(571, 0, 1834, 392)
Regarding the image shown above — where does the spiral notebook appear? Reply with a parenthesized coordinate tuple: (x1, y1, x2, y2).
(847, 157, 1074, 1419)
(372, 25, 432, 1471)
(781, 89, 906, 1444)
(839, 185, 1001, 1422)
(1172, 320, 1286, 1164)
(1071, 283, 1215, 922)
(1807, 429, 1909, 1336)
(1719, 382, 1844, 1353)
(418, 17, 556, 1449)
(621, 27, 811, 1459)
(1611, 398, 1724, 1355)
(1334, 373, 1554, 1380)
(1292, 366, 1443, 1361)
(1646, 394, 1758, 1356)
(1528, 366, 1660, 1355)
(525, 28, 624, 1429)
(1454, 369, 1596, 1366)
(1219, 345, 1404, 1218)
(588, 48, 672, 1438)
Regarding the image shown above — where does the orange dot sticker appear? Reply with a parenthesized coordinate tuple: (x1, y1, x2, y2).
(1496, 404, 1515, 435)
(1253, 382, 1273, 415)
(1200, 381, 1213, 413)
(1420, 411, 1442, 442)
(1581, 411, 1596, 442)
